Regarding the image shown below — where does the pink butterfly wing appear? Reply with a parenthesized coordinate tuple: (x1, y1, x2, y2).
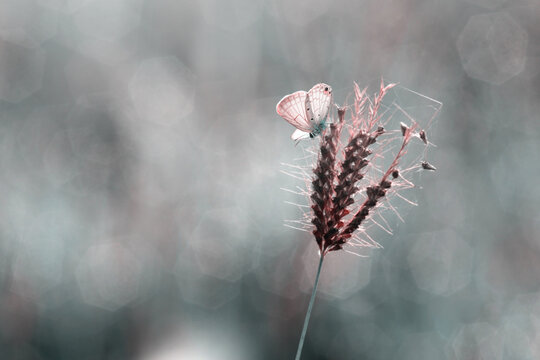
(276, 90, 312, 132)
(307, 83, 332, 125)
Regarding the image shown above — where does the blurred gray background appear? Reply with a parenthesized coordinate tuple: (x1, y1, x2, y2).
(1, 0, 540, 359)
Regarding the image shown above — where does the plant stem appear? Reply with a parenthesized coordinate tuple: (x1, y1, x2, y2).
(294, 253, 324, 360)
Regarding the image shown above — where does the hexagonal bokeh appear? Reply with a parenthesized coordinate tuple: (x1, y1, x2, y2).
(0, 0, 58, 44)
(188, 208, 253, 282)
(72, 0, 143, 41)
(301, 244, 373, 299)
(0, 36, 45, 103)
(76, 242, 143, 311)
(395, 332, 445, 360)
(407, 229, 473, 296)
(457, 12, 528, 85)
(175, 246, 241, 309)
(5, 106, 76, 189)
(450, 323, 504, 360)
(255, 254, 304, 300)
(129, 57, 195, 127)
(11, 210, 72, 299)
(497, 292, 540, 359)
(426, 178, 466, 228)
(491, 139, 540, 211)
(501, 314, 540, 360)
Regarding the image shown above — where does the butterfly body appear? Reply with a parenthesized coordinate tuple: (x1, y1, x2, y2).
(276, 83, 333, 141)
(308, 121, 327, 138)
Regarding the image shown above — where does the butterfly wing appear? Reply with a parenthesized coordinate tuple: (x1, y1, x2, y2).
(291, 129, 311, 141)
(307, 83, 332, 126)
(276, 91, 311, 132)
(305, 93, 315, 126)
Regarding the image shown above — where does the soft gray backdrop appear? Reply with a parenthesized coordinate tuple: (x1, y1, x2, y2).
(1, 0, 539, 359)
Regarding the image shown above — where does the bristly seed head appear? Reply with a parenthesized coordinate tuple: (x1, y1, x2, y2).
(308, 82, 424, 256)
(400, 122, 409, 136)
(421, 161, 436, 171)
(419, 130, 428, 144)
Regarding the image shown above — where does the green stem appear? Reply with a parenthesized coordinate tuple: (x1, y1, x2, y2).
(294, 253, 324, 360)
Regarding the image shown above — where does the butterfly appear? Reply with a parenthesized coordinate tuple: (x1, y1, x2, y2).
(276, 83, 333, 141)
